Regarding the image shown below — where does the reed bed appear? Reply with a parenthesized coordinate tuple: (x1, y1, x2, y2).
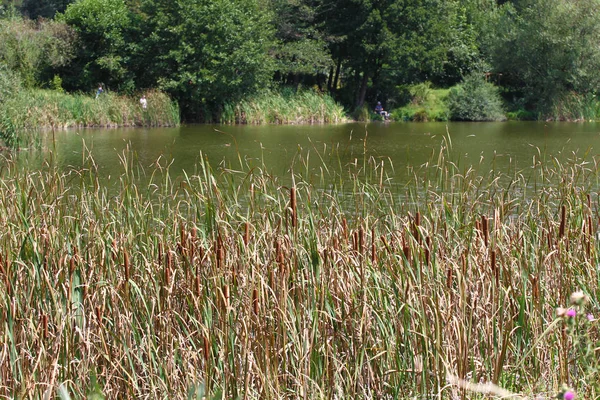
(221, 89, 347, 125)
(0, 89, 179, 147)
(0, 139, 598, 399)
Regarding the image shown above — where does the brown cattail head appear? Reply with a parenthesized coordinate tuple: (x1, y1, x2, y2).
(290, 187, 297, 228)
(42, 314, 48, 340)
(195, 274, 201, 297)
(252, 288, 259, 315)
(157, 242, 163, 265)
(223, 285, 230, 309)
(180, 223, 186, 250)
(164, 264, 171, 288)
(559, 205, 567, 239)
(446, 267, 453, 289)
(203, 335, 210, 363)
(481, 215, 489, 247)
(359, 227, 364, 254)
(244, 222, 250, 247)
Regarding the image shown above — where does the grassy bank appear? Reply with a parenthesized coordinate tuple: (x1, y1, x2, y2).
(0, 141, 598, 398)
(0, 89, 180, 147)
(221, 89, 347, 124)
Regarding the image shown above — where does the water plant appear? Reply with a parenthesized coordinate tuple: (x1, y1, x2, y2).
(221, 88, 346, 124)
(0, 88, 180, 147)
(0, 135, 598, 398)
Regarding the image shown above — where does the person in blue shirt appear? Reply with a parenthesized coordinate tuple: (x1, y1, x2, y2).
(95, 85, 103, 99)
(374, 101, 389, 119)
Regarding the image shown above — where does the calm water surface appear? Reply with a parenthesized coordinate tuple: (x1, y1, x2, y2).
(24, 121, 600, 186)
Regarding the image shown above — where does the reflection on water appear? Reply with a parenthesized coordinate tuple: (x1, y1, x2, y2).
(14, 121, 600, 189)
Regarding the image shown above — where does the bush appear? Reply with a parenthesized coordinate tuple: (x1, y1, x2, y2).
(391, 83, 449, 121)
(448, 73, 505, 121)
(0, 63, 22, 103)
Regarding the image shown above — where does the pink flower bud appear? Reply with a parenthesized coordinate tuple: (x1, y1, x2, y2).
(566, 309, 576, 318)
(564, 390, 575, 400)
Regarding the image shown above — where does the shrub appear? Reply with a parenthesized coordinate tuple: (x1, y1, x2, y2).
(448, 73, 505, 121)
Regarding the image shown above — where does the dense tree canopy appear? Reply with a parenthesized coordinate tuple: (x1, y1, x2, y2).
(2, 0, 600, 120)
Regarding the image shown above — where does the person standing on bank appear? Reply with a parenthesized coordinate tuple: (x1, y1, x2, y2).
(140, 95, 147, 109)
(95, 85, 103, 99)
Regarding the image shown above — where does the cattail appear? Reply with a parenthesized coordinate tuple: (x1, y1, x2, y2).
(252, 288, 259, 315)
(243, 222, 250, 246)
(446, 267, 453, 289)
(491, 249, 498, 285)
(290, 187, 297, 228)
(111, 240, 118, 261)
(352, 231, 358, 253)
(180, 223, 186, 251)
(223, 285, 230, 309)
(203, 335, 210, 363)
(359, 227, 364, 254)
(123, 250, 130, 283)
(41, 314, 48, 340)
(559, 205, 566, 239)
(190, 226, 197, 258)
(403, 245, 410, 261)
(164, 264, 171, 289)
(157, 242, 163, 265)
(413, 211, 421, 243)
(216, 238, 225, 269)
(342, 218, 348, 241)
(482, 215, 489, 247)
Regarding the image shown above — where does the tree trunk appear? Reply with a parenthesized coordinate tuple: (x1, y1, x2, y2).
(332, 57, 342, 94)
(327, 66, 334, 93)
(355, 72, 369, 109)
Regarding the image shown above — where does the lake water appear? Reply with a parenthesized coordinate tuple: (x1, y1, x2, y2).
(20, 121, 600, 187)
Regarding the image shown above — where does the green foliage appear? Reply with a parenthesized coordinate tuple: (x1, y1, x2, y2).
(0, 17, 75, 87)
(271, 0, 332, 80)
(392, 83, 449, 122)
(221, 88, 346, 124)
(137, 0, 275, 120)
(0, 62, 22, 103)
(58, 0, 132, 90)
(447, 73, 505, 121)
(491, 0, 600, 116)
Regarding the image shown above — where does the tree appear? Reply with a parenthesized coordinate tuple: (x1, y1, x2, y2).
(0, 17, 75, 87)
(270, 0, 333, 89)
(491, 0, 600, 113)
(58, 0, 133, 91)
(20, 0, 74, 19)
(317, 0, 472, 109)
(136, 0, 275, 120)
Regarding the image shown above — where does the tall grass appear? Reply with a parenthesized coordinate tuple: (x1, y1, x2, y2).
(0, 89, 180, 147)
(0, 138, 598, 398)
(221, 88, 347, 124)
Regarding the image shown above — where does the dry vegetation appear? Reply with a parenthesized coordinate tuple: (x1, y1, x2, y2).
(0, 138, 598, 399)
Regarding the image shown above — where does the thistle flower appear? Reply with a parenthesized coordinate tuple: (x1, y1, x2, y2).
(587, 313, 595, 321)
(563, 391, 575, 400)
(566, 309, 576, 318)
(570, 291, 586, 305)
